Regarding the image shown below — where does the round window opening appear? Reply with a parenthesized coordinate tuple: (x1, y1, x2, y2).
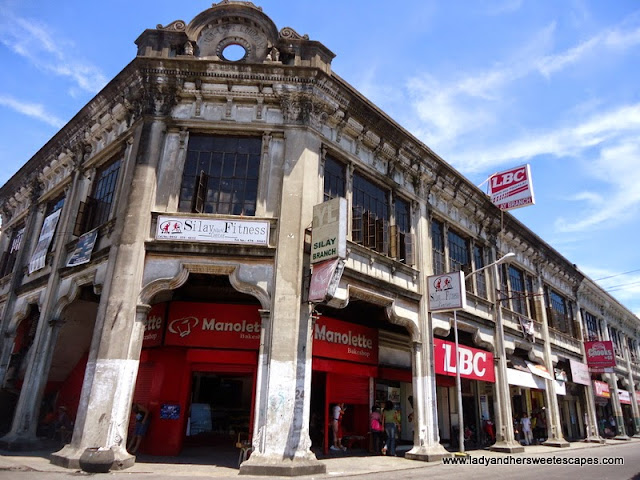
(222, 44, 247, 61)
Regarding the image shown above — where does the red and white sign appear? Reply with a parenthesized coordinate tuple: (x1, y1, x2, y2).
(433, 338, 495, 383)
(164, 302, 261, 350)
(618, 390, 632, 405)
(427, 271, 467, 312)
(309, 258, 344, 303)
(143, 303, 166, 348)
(313, 316, 378, 365)
(593, 380, 610, 398)
(585, 340, 616, 370)
(487, 164, 535, 211)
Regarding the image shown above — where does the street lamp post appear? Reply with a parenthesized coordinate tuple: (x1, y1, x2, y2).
(452, 253, 516, 455)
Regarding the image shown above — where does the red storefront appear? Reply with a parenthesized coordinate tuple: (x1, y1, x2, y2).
(311, 316, 414, 453)
(134, 302, 260, 456)
(433, 338, 495, 446)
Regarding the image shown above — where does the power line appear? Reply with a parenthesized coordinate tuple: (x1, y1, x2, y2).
(595, 268, 640, 281)
(605, 280, 640, 293)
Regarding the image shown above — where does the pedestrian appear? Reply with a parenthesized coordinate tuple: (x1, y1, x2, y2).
(127, 402, 150, 454)
(370, 405, 384, 454)
(330, 403, 346, 451)
(382, 400, 399, 456)
(520, 413, 533, 445)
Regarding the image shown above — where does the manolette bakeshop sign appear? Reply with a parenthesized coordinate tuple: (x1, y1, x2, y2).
(143, 302, 261, 349)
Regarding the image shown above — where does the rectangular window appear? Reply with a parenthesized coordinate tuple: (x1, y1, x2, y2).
(547, 289, 571, 334)
(448, 229, 471, 292)
(390, 198, 414, 265)
(583, 311, 599, 341)
(323, 156, 345, 201)
(0, 226, 25, 277)
(473, 245, 487, 298)
(75, 159, 122, 235)
(431, 219, 445, 275)
(526, 275, 537, 321)
(500, 264, 509, 308)
(508, 266, 526, 315)
(351, 173, 388, 254)
(179, 135, 261, 216)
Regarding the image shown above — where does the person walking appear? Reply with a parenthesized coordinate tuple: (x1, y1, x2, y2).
(521, 413, 533, 445)
(127, 402, 150, 455)
(330, 403, 346, 451)
(370, 405, 384, 454)
(382, 400, 399, 456)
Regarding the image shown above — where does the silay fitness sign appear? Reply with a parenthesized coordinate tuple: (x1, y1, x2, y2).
(156, 216, 269, 245)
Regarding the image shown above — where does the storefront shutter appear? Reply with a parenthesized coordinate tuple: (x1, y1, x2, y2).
(327, 373, 369, 405)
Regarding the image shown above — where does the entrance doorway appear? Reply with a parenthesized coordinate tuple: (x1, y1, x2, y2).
(186, 371, 254, 448)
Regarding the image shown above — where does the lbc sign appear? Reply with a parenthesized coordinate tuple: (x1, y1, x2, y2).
(434, 338, 495, 382)
(487, 164, 535, 211)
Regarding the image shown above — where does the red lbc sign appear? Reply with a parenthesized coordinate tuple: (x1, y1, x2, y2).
(164, 302, 261, 350)
(584, 341, 616, 369)
(313, 316, 378, 365)
(434, 338, 495, 382)
(487, 164, 534, 211)
(143, 303, 166, 348)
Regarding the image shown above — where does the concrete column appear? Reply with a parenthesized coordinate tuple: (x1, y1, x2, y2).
(532, 275, 568, 447)
(239, 128, 324, 476)
(601, 319, 630, 440)
(51, 113, 167, 469)
(574, 300, 605, 443)
(0, 185, 43, 387)
(623, 338, 640, 437)
(405, 196, 450, 461)
(0, 167, 83, 449)
(489, 248, 524, 453)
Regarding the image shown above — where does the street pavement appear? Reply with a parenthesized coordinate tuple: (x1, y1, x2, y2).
(0, 437, 639, 479)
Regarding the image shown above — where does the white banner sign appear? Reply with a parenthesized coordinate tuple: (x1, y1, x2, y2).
(156, 216, 269, 245)
(569, 358, 591, 386)
(29, 209, 61, 274)
(427, 271, 467, 312)
(311, 197, 347, 264)
(487, 164, 535, 211)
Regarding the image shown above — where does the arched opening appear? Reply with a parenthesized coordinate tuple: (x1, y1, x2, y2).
(131, 273, 262, 468)
(311, 301, 414, 458)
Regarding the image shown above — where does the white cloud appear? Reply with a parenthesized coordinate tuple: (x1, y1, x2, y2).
(0, 95, 64, 128)
(0, 14, 107, 94)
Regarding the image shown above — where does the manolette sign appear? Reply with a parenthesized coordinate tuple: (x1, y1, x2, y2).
(313, 316, 378, 365)
(164, 302, 261, 350)
(156, 216, 269, 245)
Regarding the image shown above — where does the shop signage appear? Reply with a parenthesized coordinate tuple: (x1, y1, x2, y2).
(29, 209, 61, 274)
(312, 316, 378, 365)
(67, 229, 99, 267)
(433, 338, 495, 382)
(164, 302, 261, 349)
(507, 368, 546, 390)
(156, 216, 269, 245)
(554, 368, 568, 382)
(526, 361, 554, 380)
(311, 197, 347, 264)
(585, 340, 616, 370)
(569, 358, 591, 386)
(308, 258, 344, 303)
(636, 391, 640, 405)
(592, 380, 610, 398)
(487, 164, 535, 211)
(427, 271, 467, 312)
(618, 390, 631, 405)
(143, 303, 165, 348)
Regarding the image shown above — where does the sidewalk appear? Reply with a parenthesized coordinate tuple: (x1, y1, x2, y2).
(1, 438, 637, 478)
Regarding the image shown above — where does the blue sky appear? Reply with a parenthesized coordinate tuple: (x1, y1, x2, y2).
(1, 0, 639, 318)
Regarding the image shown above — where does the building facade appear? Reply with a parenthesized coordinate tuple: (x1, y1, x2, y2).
(0, 1, 638, 475)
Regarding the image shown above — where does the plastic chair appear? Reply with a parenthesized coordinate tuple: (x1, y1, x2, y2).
(236, 432, 252, 467)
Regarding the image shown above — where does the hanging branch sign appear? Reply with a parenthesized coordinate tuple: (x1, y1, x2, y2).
(487, 164, 535, 211)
